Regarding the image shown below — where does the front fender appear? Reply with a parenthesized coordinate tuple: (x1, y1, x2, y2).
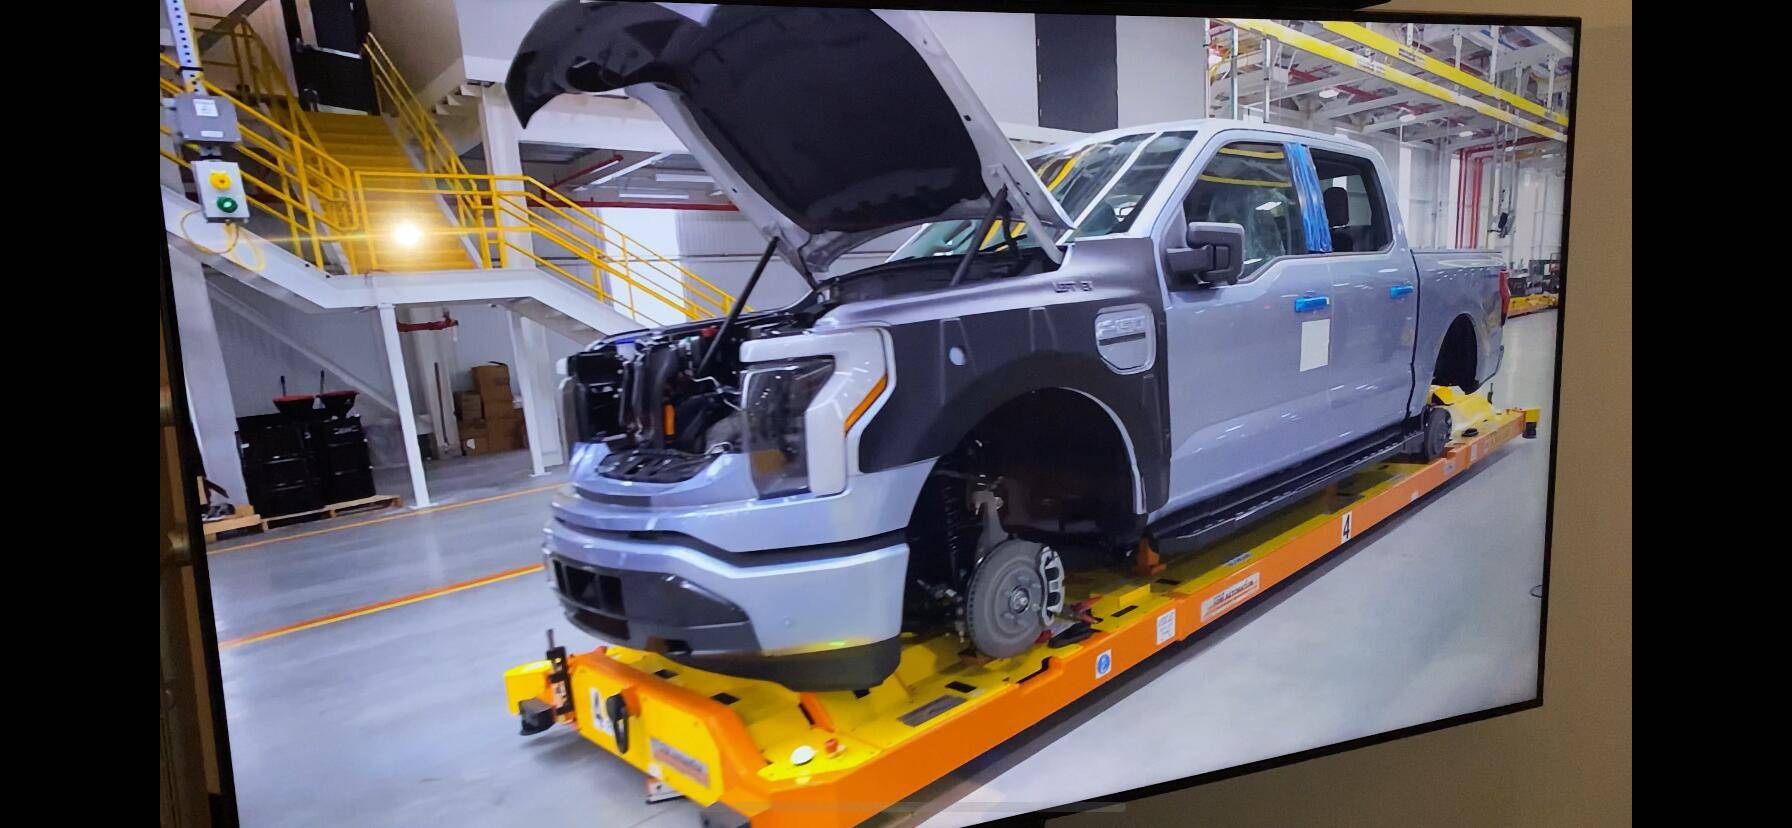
(858, 318, 1169, 512)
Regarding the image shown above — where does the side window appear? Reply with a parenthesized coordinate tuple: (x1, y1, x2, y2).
(1310, 149, 1392, 253)
(1182, 142, 1304, 278)
(1071, 131, 1197, 239)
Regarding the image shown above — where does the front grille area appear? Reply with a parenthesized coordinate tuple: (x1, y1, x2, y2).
(549, 556, 750, 630)
(598, 447, 718, 483)
(554, 558, 626, 616)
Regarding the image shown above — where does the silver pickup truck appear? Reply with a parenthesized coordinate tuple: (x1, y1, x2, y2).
(510, 1, 1506, 691)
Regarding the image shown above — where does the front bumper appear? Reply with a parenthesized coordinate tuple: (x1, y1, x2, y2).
(544, 444, 933, 689)
(544, 523, 910, 659)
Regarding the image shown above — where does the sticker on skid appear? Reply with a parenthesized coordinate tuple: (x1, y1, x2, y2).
(1201, 572, 1262, 622)
(1156, 609, 1177, 646)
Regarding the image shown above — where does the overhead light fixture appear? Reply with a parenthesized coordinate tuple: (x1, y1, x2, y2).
(393, 222, 423, 247)
(1458, 130, 1475, 137)
(1399, 113, 1416, 123)
(1318, 88, 1340, 99)
(618, 191, 691, 200)
(654, 172, 714, 184)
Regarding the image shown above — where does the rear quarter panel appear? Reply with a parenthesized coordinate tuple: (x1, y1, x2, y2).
(1409, 249, 1506, 414)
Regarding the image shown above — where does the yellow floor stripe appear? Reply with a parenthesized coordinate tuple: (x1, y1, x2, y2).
(207, 482, 563, 556)
(219, 563, 546, 650)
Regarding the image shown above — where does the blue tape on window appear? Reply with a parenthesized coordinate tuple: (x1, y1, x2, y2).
(1286, 143, 1332, 254)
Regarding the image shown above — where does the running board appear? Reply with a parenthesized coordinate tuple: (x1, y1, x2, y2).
(1149, 425, 1422, 558)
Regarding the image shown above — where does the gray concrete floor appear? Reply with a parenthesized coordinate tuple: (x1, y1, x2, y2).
(213, 310, 1560, 828)
(208, 448, 549, 556)
(371, 448, 549, 508)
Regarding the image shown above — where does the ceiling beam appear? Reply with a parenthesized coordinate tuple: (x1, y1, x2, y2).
(1224, 18, 1564, 142)
(1364, 110, 1451, 133)
(1321, 89, 1424, 118)
(1404, 123, 1481, 143)
(1522, 26, 1573, 57)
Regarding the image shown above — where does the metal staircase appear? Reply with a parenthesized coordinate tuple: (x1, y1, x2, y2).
(159, 12, 739, 342)
(300, 110, 475, 272)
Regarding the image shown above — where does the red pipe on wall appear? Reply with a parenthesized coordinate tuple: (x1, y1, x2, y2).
(548, 153, 626, 190)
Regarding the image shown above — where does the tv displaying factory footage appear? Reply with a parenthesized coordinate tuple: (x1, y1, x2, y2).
(160, 2, 1575, 825)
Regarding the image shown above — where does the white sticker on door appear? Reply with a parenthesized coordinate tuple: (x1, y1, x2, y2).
(1300, 319, 1331, 372)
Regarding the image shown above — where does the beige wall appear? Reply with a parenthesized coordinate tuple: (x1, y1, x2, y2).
(183, 0, 297, 94)
(1055, 2, 1631, 824)
(367, 0, 465, 96)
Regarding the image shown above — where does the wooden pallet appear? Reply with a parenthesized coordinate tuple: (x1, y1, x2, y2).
(202, 509, 264, 541)
(260, 494, 404, 531)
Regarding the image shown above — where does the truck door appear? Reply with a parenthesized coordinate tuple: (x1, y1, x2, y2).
(1300, 146, 1420, 438)
(1156, 138, 1341, 514)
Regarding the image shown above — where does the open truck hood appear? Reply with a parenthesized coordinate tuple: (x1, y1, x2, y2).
(507, 1, 1073, 276)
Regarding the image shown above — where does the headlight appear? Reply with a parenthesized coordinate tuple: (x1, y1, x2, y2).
(741, 357, 833, 497)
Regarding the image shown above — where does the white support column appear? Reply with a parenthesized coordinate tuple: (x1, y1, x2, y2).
(398, 305, 458, 457)
(377, 303, 431, 507)
(479, 85, 529, 264)
(167, 248, 249, 506)
(507, 309, 563, 476)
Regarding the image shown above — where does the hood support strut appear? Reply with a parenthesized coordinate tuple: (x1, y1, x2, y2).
(697, 237, 780, 378)
(949, 186, 1009, 288)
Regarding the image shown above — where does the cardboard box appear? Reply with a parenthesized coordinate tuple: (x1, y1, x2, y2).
(458, 413, 527, 455)
(471, 363, 513, 401)
(455, 391, 484, 422)
(484, 397, 521, 421)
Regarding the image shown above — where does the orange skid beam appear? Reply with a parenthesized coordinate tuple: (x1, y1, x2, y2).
(507, 406, 1535, 826)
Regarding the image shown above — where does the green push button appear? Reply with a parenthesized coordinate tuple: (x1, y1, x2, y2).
(216, 196, 239, 213)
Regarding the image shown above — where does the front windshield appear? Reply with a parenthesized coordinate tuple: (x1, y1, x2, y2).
(889, 130, 1197, 261)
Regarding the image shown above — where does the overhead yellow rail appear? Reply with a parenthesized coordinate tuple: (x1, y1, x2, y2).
(1318, 21, 1567, 128)
(1223, 19, 1567, 143)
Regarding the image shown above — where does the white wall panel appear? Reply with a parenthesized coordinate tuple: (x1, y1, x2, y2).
(1115, 16, 1207, 127)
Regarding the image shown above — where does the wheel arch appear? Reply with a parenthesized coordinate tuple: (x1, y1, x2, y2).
(1432, 313, 1482, 392)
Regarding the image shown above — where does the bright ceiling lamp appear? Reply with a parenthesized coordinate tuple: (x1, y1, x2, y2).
(1318, 88, 1340, 99)
(1399, 113, 1416, 123)
(393, 222, 423, 247)
(1458, 130, 1475, 137)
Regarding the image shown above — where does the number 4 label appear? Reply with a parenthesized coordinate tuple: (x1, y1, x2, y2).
(1340, 511, 1354, 543)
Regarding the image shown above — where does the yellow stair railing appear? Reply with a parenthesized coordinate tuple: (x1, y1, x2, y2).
(159, 15, 742, 328)
(360, 33, 741, 321)
(160, 53, 363, 272)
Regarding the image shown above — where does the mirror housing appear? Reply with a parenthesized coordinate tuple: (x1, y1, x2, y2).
(1166, 222, 1245, 287)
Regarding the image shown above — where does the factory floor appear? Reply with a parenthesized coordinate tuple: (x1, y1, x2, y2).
(210, 310, 1560, 828)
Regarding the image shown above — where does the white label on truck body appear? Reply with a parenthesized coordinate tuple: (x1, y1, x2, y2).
(1300, 319, 1331, 371)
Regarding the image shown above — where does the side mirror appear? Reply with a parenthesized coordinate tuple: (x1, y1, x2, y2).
(1166, 222, 1245, 287)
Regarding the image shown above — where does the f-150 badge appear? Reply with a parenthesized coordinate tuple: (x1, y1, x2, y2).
(1094, 305, 1154, 374)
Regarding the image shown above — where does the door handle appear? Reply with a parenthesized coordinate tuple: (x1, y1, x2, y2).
(1293, 295, 1330, 313)
(1389, 283, 1415, 299)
